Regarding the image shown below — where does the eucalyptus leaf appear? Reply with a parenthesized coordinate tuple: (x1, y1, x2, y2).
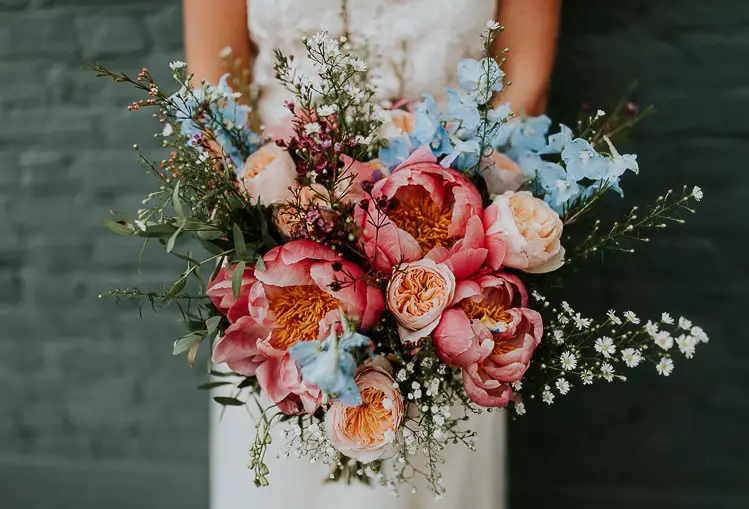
(102, 218, 135, 236)
(136, 224, 179, 238)
(205, 315, 222, 335)
(233, 223, 247, 259)
(173, 332, 202, 355)
(166, 226, 183, 253)
(163, 276, 187, 302)
(172, 181, 185, 217)
(255, 255, 266, 272)
(197, 381, 233, 390)
(213, 396, 245, 406)
(232, 261, 246, 299)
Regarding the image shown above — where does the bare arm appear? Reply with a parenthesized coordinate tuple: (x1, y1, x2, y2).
(182, 0, 253, 85)
(493, 0, 562, 115)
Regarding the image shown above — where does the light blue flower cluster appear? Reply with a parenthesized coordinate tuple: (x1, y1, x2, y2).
(173, 74, 262, 170)
(378, 58, 511, 173)
(493, 117, 639, 213)
(289, 310, 372, 407)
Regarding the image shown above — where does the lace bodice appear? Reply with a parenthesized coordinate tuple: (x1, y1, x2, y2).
(248, 0, 496, 126)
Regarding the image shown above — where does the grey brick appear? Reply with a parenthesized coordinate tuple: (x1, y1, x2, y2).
(76, 14, 150, 60)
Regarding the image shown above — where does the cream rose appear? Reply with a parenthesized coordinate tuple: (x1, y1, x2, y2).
(240, 143, 297, 204)
(484, 191, 565, 274)
(481, 152, 523, 196)
(325, 357, 405, 463)
(387, 259, 456, 343)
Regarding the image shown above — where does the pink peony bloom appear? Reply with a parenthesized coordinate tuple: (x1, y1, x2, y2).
(211, 316, 267, 376)
(432, 271, 542, 408)
(206, 263, 256, 323)
(356, 145, 483, 273)
(326, 357, 404, 463)
(240, 143, 298, 204)
(484, 191, 565, 274)
(386, 258, 456, 343)
(255, 350, 322, 415)
(210, 240, 384, 414)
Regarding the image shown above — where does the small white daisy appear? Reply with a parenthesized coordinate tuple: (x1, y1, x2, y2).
(691, 186, 703, 201)
(562, 301, 573, 313)
(656, 357, 674, 376)
(600, 362, 615, 382)
(621, 348, 643, 368)
(560, 351, 577, 371)
(532, 290, 546, 302)
(678, 316, 692, 330)
(511, 380, 523, 391)
(661, 312, 674, 325)
(594, 336, 616, 358)
(596, 109, 606, 117)
(581, 370, 594, 385)
(304, 122, 321, 135)
(542, 390, 555, 405)
(346, 57, 367, 72)
(553, 329, 565, 344)
(161, 123, 174, 137)
(607, 310, 622, 325)
(653, 331, 674, 351)
(486, 20, 501, 30)
(645, 320, 659, 337)
(690, 326, 709, 343)
(676, 335, 696, 359)
(317, 104, 337, 116)
(573, 313, 592, 330)
(555, 378, 571, 395)
(514, 401, 526, 415)
(169, 60, 187, 70)
(623, 311, 640, 324)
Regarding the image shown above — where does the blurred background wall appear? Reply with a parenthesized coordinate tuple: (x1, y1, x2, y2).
(0, 1, 746, 508)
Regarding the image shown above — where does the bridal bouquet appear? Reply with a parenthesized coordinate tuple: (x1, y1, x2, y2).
(95, 23, 707, 497)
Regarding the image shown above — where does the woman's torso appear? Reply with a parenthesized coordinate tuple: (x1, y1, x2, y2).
(248, 0, 496, 125)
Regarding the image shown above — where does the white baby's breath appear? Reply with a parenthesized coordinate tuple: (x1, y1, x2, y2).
(661, 312, 674, 325)
(656, 357, 674, 376)
(560, 351, 577, 371)
(623, 311, 640, 324)
(621, 348, 643, 368)
(600, 363, 615, 382)
(607, 310, 622, 325)
(555, 378, 570, 395)
(594, 336, 616, 358)
(653, 331, 674, 351)
(692, 186, 703, 201)
(304, 122, 321, 135)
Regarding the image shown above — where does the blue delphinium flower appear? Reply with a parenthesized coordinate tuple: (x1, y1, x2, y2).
(457, 58, 505, 105)
(508, 115, 552, 152)
(289, 310, 372, 407)
(378, 136, 412, 169)
(535, 161, 583, 213)
(410, 94, 452, 157)
(172, 73, 260, 169)
(443, 138, 481, 170)
(443, 88, 481, 139)
(561, 138, 612, 182)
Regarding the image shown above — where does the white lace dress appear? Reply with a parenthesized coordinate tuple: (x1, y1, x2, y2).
(211, 1, 507, 508)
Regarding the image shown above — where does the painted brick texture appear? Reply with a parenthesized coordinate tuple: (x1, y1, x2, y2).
(0, 1, 746, 508)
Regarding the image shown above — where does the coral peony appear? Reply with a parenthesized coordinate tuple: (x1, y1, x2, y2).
(356, 145, 483, 273)
(206, 263, 256, 323)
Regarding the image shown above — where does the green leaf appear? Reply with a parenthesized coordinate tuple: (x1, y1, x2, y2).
(233, 223, 247, 260)
(197, 381, 232, 390)
(255, 255, 266, 272)
(210, 369, 236, 377)
(173, 332, 202, 355)
(205, 315, 222, 336)
(213, 396, 245, 406)
(163, 276, 187, 302)
(232, 261, 246, 299)
(136, 224, 178, 238)
(172, 181, 185, 217)
(101, 218, 135, 236)
(166, 226, 183, 253)
(237, 377, 257, 389)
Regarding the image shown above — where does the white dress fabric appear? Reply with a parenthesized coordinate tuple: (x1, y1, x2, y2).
(211, 1, 507, 508)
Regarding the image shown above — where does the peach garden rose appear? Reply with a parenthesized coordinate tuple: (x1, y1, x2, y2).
(240, 142, 298, 204)
(326, 357, 404, 463)
(387, 258, 456, 343)
(484, 190, 565, 273)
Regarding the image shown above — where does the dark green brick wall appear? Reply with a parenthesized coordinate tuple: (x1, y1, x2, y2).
(0, 1, 746, 508)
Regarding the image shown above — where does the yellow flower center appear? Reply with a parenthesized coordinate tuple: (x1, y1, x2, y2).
(344, 387, 391, 445)
(388, 191, 452, 252)
(268, 285, 339, 350)
(459, 296, 517, 355)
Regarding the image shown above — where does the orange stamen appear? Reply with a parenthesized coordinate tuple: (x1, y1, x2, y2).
(344, 388, 390, 446)
(388, 192, 453, 252)
(268, 285, 339, 350)
(460, 298, 518, 355)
